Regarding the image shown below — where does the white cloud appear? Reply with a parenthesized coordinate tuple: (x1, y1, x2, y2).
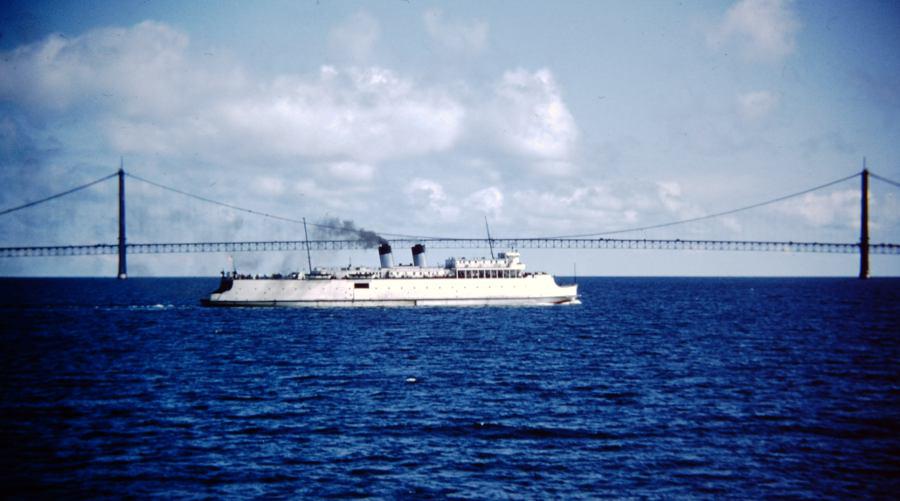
(0, 21, 589, 178)
(292, 178, 370, 212)
(423, 9, 488, 53)
(0, 19, 599, 276)
(328, 11, 381, 62)
(488, 68, 579, 162)
(777, 190, 859, 228)
(218, 66, 465, 162)
(0, 21, 210, 115)
(0, 24, 465, 164)
(532, 160, 578, 177)
(719, 215, 743, 233)
(402, 180, 508, 221)
(708, 0, 799, 61)
(656, 181, 708, 223)
(326, 161, 375, 183)
(465, 186, 503, 216)
(254, 176, 286, 196)
(405, 178, 460, 220)
(406, 178, 446, 202)
(510, 185, 625, 229)
(508, 182, 705, 235)
(505, 181, 756, 239)
(657, 181, 685, 213)
(737, 90, 778, 120)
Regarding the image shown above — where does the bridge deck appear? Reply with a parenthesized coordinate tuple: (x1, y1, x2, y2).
(2, 238, 898, 257)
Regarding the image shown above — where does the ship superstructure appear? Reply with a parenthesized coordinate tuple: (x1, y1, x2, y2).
(203, 244, 578, 307)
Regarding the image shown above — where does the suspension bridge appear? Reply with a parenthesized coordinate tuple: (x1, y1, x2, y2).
(1, 164, 899, 278)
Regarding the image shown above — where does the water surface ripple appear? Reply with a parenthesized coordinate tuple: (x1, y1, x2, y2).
(1, 277, 898, 498)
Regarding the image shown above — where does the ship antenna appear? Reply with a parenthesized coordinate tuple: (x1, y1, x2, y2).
(484, 216, 495, 259)
(302, 217, 313, 273)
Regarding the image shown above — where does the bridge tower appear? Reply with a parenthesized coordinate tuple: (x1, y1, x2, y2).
(859, 162, 869, 280)
(117, 160, 127, 280)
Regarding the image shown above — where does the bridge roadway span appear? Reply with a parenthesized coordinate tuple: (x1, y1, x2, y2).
(2, 238, 898, 257)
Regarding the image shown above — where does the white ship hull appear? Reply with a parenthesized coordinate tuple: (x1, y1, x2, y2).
(204, 274, 578, 307)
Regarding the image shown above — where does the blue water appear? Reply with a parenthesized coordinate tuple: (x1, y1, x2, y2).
(1, 277, 898, 498)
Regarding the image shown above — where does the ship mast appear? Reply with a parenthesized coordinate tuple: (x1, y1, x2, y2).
(302, 217, 313, 273)
(484, 216, 495, 259)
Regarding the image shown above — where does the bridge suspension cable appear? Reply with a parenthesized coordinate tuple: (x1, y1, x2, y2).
(0, 172, 118, 217)
(3, 167, 899, 264)
(544, 172, 861, 239)
(870, 172, 900, 189)
(125, 172, 309, 226)
(8, 168, 884, 244)
(124, 172, 443, 240)
(125, 168, 897, 241)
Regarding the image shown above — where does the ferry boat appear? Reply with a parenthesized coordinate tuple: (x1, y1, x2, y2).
(202, 243, 579, 307)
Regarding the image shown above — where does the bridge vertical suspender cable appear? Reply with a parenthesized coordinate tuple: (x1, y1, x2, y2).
(3, 167, 900, 277)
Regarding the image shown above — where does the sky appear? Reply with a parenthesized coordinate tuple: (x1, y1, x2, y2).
(1, 0, 899, 277)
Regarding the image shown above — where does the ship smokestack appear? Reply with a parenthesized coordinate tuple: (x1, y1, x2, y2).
(412, 244, 426, 267)
(378, 243, 393, 268)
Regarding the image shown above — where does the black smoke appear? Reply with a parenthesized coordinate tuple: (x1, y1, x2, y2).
(314, 217, 387, 248)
